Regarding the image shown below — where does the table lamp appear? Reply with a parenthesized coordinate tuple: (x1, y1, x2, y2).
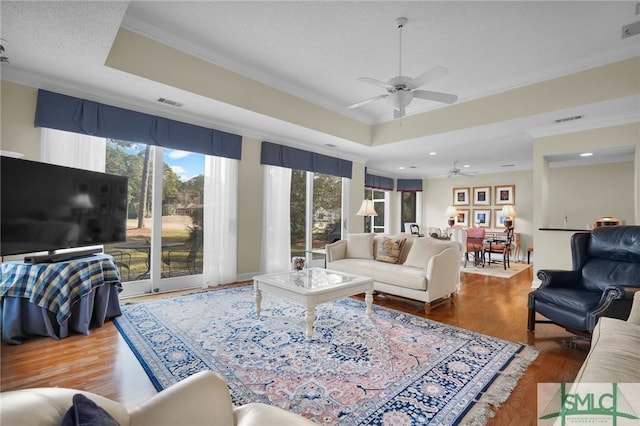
(501, 205, 516, 228)
(356, 199, 378, 233)
(444, 206, 457, 227)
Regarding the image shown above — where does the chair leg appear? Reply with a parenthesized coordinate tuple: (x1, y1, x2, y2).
(527, 307, 536, 331)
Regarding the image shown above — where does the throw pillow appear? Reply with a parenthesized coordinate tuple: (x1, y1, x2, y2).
(60, 394, 120, 426)
(346, 233, 375, 259)
(376, 237, 405, 264)
(403, 238, 449, 269)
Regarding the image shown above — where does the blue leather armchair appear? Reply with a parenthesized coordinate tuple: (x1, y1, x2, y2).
(528, 225, 640, 335)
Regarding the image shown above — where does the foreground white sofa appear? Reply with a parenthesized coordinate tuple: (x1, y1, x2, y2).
(573, 291, 640, 383)
(326, 233, 461, 313)
(0, 370, 317, 426)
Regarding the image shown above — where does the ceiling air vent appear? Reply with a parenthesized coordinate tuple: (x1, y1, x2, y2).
(157, 97, 183, 107)
(554, 114, 583, 124)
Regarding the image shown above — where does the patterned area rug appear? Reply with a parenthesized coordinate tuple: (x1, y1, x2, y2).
(461, 262, 532, 279)
(115, 286, 537, 425)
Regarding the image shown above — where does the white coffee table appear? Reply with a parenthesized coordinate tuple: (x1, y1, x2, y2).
(253, 268, 374, 340)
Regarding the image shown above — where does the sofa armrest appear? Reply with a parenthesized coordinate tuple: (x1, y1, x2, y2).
(537, 269, 582, 289)
(128, 370, 235, 426)
(325, 240, 347, 263)
(425, 246, 461, 297)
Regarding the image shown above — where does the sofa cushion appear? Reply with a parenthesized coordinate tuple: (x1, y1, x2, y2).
(346, 233, 374, 260)
(328, 259, 427, 291)
(574, 317, 640, 383)
(376, 237, 406, 264)
(403, 238, 450, 269)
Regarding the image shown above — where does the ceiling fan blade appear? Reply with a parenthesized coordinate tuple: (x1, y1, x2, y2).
(407, 66, 449, 89)
(357, 77, 395, 91)
(413, 90, 458, 104)
(347, 93, 389, 109)
(393, 107, 406, 119)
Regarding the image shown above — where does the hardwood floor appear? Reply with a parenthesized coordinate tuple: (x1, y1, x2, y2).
(1, 265, 588, 425)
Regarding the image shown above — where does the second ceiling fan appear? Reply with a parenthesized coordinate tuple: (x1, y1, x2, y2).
(348, 17, 458, 119)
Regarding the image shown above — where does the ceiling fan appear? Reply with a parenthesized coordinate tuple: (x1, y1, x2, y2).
(347, 17, 458, 119)
(446, 161, 477, 178)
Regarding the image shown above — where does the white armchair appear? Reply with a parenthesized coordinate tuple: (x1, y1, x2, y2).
(0, 370, 317, 426)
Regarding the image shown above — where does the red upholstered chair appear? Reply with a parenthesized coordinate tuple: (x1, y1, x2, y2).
(464, 227, 485, 267)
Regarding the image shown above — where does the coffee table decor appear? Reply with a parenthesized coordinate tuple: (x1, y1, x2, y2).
(115, 286, 538, 425)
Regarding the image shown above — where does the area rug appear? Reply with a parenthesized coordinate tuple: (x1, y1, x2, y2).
(114, 286, 538, 425)
(461, 261, 531, 279)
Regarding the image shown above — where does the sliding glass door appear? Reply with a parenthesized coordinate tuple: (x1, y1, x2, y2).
(101, 141, 206, 296)
(290, 170, 345, 267)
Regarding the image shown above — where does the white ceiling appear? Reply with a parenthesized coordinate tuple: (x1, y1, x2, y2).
(1, 1, 639, 179)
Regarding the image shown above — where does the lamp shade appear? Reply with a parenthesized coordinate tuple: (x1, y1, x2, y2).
(444, 206, 458, 217)
(356, 199, 378, 216)
(501, 205, 517, 218)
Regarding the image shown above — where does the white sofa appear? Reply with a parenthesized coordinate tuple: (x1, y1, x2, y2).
(0, 370, 317, 426)
(326, 233, 462, 313)
(573, 291, 640, 384)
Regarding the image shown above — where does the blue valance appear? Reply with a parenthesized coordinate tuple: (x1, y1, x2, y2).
(365, 170, 394, 191)
(260, 141, 352, 179)
(34, 90, 242, 160)
(397, 179, 423, 192)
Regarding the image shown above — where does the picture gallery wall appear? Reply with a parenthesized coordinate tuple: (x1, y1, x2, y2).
(451, 185, 515, 228)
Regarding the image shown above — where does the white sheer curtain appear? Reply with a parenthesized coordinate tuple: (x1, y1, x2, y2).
(41, 128, 106, 171)
(203, 155, 238, 287)
(260, 165, 292, 274)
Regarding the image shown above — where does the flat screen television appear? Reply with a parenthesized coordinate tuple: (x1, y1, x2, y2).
(1, 156, 128, 257)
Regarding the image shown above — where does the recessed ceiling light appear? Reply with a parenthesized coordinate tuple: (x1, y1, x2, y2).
(580, 152, 593, 157)
(428, 152, 436, 156)
(463, 164, 470, 168)
(398, 166, 405, 170)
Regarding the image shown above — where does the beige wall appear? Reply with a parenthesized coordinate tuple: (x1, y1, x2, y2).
(533, 123, 640, 282)
(547, 161, 635, 228)
(0, 81, 41, 160)
(236, 137, 263, 277)
(422, 170, 534, 261)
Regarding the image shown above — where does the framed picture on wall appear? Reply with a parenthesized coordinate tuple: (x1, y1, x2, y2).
(473, 186, 491, 206)
(456, 209, 469, 227)
(473, 209, 491, 228)
(494, 185, 515, 205)
(453, 187, 470, 206)
(494, 209, 506, 228)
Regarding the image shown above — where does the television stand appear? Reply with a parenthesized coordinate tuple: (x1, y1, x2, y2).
(24, 248, 103, 264)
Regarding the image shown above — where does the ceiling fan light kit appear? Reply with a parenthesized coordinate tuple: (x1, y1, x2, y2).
(347, 17, 458, 119)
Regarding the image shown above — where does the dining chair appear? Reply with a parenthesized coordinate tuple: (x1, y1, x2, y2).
(484, 227, 514, 270)
(410, 224, 424, 237)
(106, 249, 131, 280)
(162, 231, 203, 276)
(464, 227, 485, 267)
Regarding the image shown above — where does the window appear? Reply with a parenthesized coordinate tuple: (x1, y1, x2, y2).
(365, 188, 387, 233)
(290, 170, 343, 264)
